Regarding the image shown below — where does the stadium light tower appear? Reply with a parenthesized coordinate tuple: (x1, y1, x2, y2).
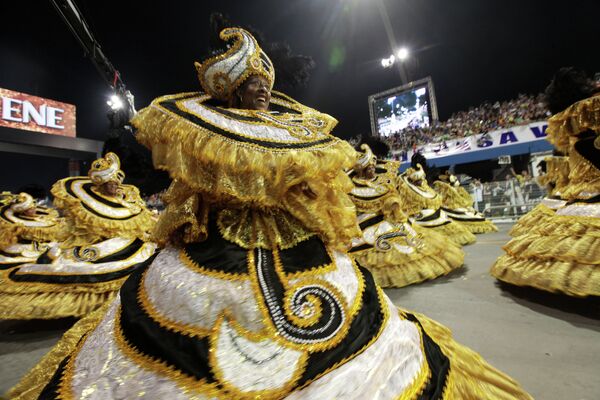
(397, 47, 409, 61)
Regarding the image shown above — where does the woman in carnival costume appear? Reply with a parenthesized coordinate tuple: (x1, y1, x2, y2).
(348, 144, 464, 288)
(0, 192, 64, 270)
(0, 152, 157, 319)
(508, 155, 570, 237)
(491, 68, 600, 297)
(8, 23, 531, 400)
(396, 162, 477, 246)
(433, 172, 498, 234)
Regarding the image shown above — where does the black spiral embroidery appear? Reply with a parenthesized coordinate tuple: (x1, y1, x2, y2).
(255, 248, 345, 345)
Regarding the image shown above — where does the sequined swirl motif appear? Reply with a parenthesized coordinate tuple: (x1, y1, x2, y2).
(254, 248, 347, 347)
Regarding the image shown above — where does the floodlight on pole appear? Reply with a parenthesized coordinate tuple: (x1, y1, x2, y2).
(397, 47, 409, 61)
(107, 94, 123, 110)
(381, 54, 395, 68)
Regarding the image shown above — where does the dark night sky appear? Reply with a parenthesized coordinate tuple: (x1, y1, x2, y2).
(1, 0, 599, 191)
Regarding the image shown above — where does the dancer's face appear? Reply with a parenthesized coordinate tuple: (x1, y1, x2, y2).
(22, 207, 36, 217)
(238, 75, 271, 111)
(101, 181, 119, 196)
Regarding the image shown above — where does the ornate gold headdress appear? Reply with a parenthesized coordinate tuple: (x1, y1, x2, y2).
(11, 192, 35, 213)
(88, 152, 125, 185)
(357, 144, 376, 168)
(194, 27, 275, 102)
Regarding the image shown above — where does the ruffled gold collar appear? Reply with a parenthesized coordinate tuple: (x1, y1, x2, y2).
(547, 94, 600, 152)
(133, 92, 360, 249)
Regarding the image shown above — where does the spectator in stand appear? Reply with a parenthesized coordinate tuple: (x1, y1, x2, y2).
(384, 93, 551, 154)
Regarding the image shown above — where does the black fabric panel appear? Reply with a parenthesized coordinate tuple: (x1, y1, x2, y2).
(64, 177, 81, 199)
(348, 243, 372, 253)
(88, 238, 145, 264)
(0, 248, 21, 257)
(81, 182, 128, 209)
(159, 97, 331, 149)
(298, 266, 385, 386)
(359, 214, 385, 230)
(0, 261, 28, 270)
(183, 218, 248, 276)
(118, 266, 216, 382)
(0, 205, 11, 223)
(278, 236, 332, 274)
(37, 357, 69, 399)
(36, 249, 53, 264)
(574, 132, 600, 171)
(404, 313, 451, 400)
(442, 208, 485, 222)
(566, 193, 600, 205)
(79, 201, 138, 221)
(8, 252, 157, 284)
(417, 208, 448, 223)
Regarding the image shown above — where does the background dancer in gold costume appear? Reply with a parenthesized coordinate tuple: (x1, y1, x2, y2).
(396, 158, 476, 246)
(433, 172, 498, 234)
(0, 192, 64, 270)
(348, 144, 464, 288)
(508, 156, 570, 237)
(491, 67, 600, 297)
(0, 153, 157, 319)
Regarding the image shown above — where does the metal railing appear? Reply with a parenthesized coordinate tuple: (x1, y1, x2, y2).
(464, 179, 547, 221)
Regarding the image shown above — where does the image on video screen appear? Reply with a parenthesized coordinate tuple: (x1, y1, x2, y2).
(374, 86, 431, 137)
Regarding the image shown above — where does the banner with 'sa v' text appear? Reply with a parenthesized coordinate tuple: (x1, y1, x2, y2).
(394, 121, 549, 163)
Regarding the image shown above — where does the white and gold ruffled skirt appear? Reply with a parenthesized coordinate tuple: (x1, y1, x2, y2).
(350, 213, 464, 288)
(441, 207, 498, 234)
(8, 219, 531, 399)
(410, 208, 476, 246)
(491, 200, 600, 297)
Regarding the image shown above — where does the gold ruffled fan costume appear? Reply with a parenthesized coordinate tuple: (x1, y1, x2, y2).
(508, 156, 570, 237)
(491, 94, 600, 297)
(433, 175, 498, 234)
(348, 146, 464, 288)
(0, 192, 64, 269)
(396, 166, 476, 246)
(0, 153, 157, 319)
(9, 27, 531, 400)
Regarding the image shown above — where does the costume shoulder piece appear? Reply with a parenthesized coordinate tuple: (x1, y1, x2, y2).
(433, 180, 471, 209)
(396, 167, 441, 216)
(132, 91, 355, 205)
(133, 92, 360, 249)
(51, 176, 154, 240)
(547, 94, 600, 152)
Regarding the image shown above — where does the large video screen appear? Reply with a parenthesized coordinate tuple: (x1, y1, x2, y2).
(368, 77, 437, 137)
